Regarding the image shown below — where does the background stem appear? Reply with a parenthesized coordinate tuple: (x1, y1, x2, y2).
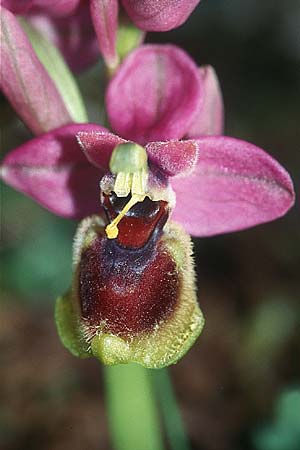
(152, 369, 191, 450)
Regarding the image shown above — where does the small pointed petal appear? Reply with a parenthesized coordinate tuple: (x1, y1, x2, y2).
(146, 140, 198, 177)
(121, 0, 201, 32)
(90, 0, 119, 71)
(171, 136, 295, 236)
(186, 66, 224, 138)
(0, 7, 71, 135)
(1, 124, 107, 218)
(77, 131, 126, 169)
(27, 4, 99, 73)
(106, 45, 202, 145)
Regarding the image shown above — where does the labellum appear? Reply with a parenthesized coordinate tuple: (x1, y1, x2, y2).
(56, 142, 204, 368)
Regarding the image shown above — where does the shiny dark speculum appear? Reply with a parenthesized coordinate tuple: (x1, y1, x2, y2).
(102, 193, 169, 248)
(106, 193, 162, 218)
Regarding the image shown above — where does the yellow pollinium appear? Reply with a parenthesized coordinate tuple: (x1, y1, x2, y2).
(105, 143, 148, 239)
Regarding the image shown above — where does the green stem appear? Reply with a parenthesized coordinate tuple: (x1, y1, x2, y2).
(152, 369, 191, 450)
(104, 364, 165, 450)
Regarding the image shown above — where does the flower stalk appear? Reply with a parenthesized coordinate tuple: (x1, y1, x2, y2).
(104, 364, 165, 450)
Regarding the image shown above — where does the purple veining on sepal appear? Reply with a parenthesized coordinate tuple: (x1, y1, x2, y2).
(171, 136, 295, 236)
(106, 44, 203, 145)
(90, 0, 119, 70)
(0, 6, 72, 134)
(186, 65, 224, 138)
(121, 0, 201, 32)
(0, 124, 106, 218)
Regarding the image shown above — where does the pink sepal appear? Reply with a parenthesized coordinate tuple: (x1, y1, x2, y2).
(90, 0, 119, 70)
(0, 6, 71, 134)
(106, 45, 202, 145)
(121, 0, 200, 32)
(0, 124, 106, 218)
(171, 136, 295, 236)
(186, 66, 224, 138)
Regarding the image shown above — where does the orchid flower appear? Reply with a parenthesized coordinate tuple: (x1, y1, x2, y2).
(2, 0, 201, 74)
(1, 1, 99, 72)
(121, 0, 201, 31)
(0, 6, 89, 133)
(1, 44, 295, 368)
(90, 0, 201, 70)
(91, 0, 201, 34)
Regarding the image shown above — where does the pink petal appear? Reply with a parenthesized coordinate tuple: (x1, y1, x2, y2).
(90, 0, 119, 70)
(171, 136, 295, 236)
(0, 6, 72, 135)
(77, 131, 126, 169)
(0, 124, 107, 218)
(146, 140, 198, 177)
(27, 3, 100, 73)
(106, 45, 202, 145)
(121, 0, 201, 32)
(186, 66, 224, 138)
(2, 0, 80, 17)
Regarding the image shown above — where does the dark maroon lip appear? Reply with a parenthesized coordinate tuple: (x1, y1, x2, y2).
(79, 236, 179, 336)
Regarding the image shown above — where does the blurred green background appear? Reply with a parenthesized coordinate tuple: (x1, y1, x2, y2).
(1, 0, 300, 449)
